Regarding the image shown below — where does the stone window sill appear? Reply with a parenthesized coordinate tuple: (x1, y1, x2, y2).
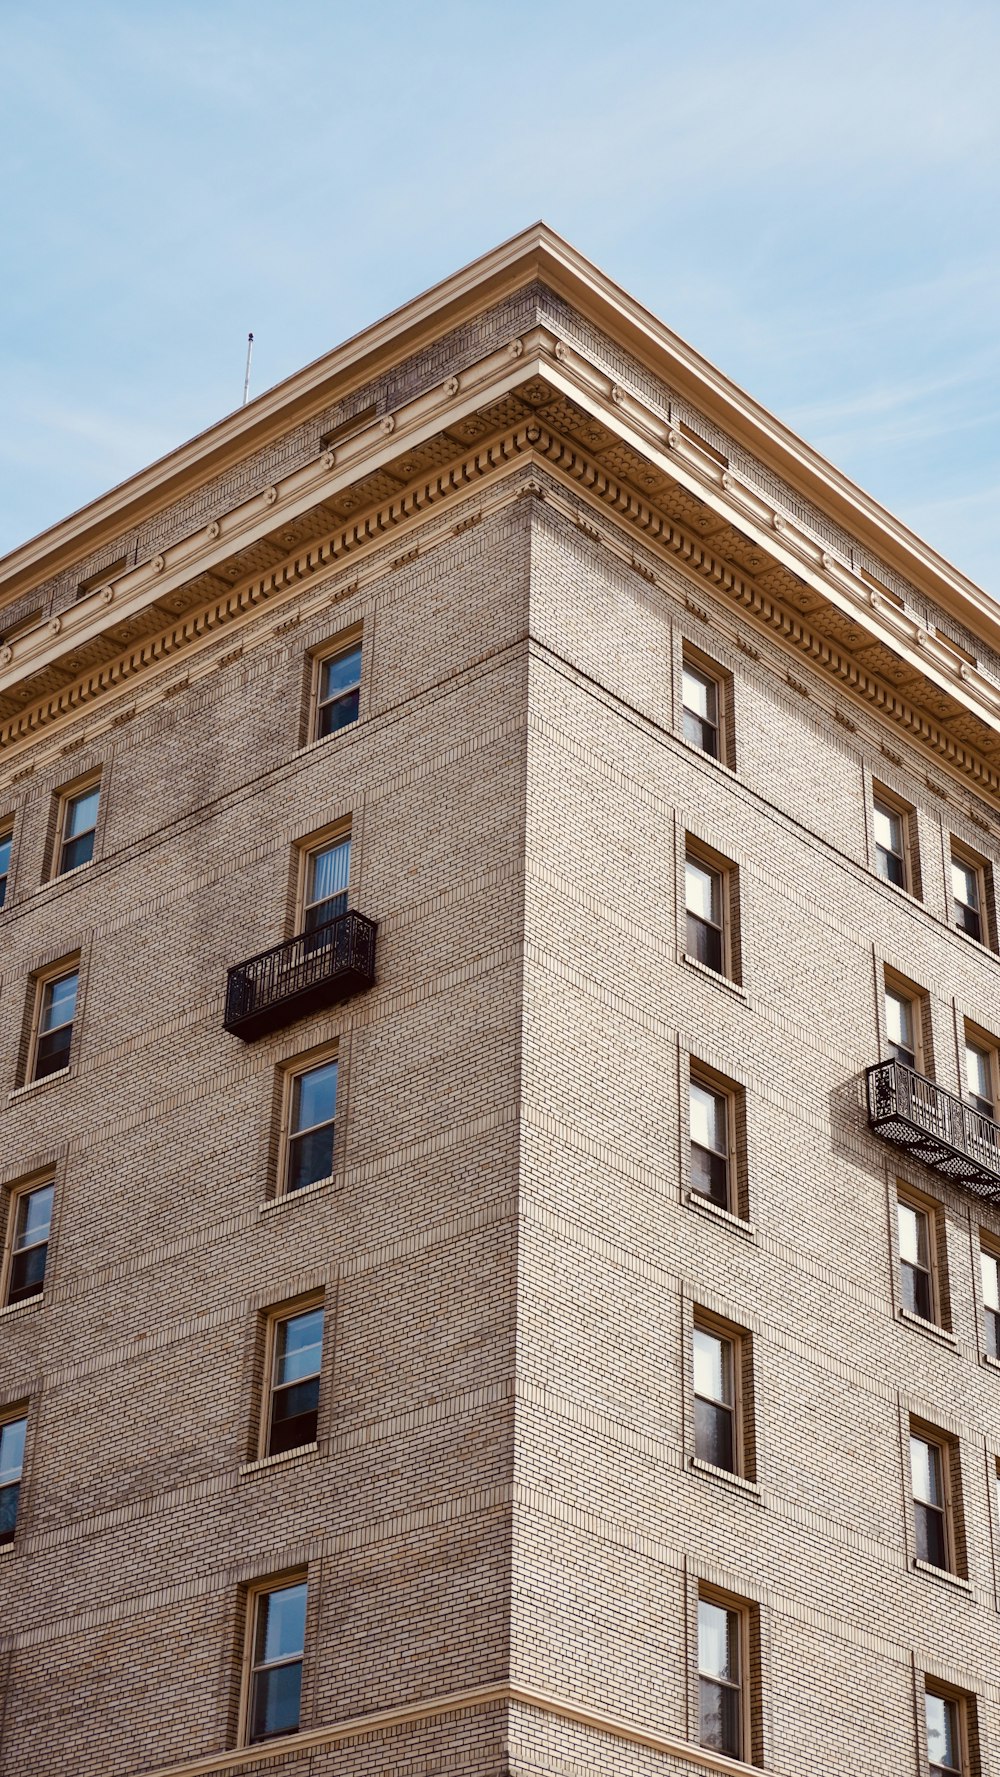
(239, 1442, 317, 1480)
(260, 1176, 334, 1216)
(684, 1190, 755, 1241)
(8, 1068, 71, 1104)
(295, 721, 359, 761)
(896, 1307, 958, 1350)
(689, 1456, 762, 1501)
(0, 1541, 14, 1557)
(0, 1293, 43, 1321)
(681, 954, 748, 1003)
(912, 1557, 972, 1594)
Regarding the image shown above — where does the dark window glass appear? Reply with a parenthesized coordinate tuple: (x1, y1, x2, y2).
(286, 1060, 337, 1193)
(698, 1598, 742, 1759)
(249, 1581, 307, 1741)
(682, 663, 720, 759)
(874, 798, 907, 887)
(689, 1080, 729, 1208)
(317, 643, 362, 738)
(898, 1200, 934, 1322)
(59, 785, 100, 874)
(952, 855, 983, 944)
(7, 1183, 54, 1305)
(0, 1416, 26, 1546)
(303, 836, 350, 934)
(911, 1435, 949, 1569)
(693, 1327, 736, 1472)
(926, 1692, 963, 1776)
(268, 1306, 324, 1456)
(34, 971, 78, 1080)
(686, 855, 724, 975)
(965, 1043, 995, 1120)
(0, 827, 12, 909)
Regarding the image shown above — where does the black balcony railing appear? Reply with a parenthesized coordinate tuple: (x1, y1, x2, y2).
(867, 1058, 1000, 1201)
(224, 909, 377, 1041)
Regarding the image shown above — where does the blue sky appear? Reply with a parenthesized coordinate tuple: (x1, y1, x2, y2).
(2, 0, 999, 592)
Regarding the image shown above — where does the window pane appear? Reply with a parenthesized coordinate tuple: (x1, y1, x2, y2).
(320, 644, 361, 701)
(699, 1676, 741, 1758)
(292, 1062, 337, 1135)
(694, 1398, 735, 1470)
(0, 833, 11, 875)
(41, 973, 78, 1032)
(256, 1583, 307, 1663)
(926, 1694, 960, 1774)
(693, 1328, 731, 1406)
(287, 1126, 335, 1193)
(682, 666, 716, 725)
(0, 1419, 26, 1485)
(250, 1661, 302, 1741)
(902, 1262, 933, 1321)
(981, 1249, 1000, 1313)
(698, 1599, 738, 1683)
(873, 803, 902, 856)
(308, 839, 350, 908)
(686, 859, 720, 925)
(690, 1082, 725, 1154)
(885, 991, 913, 1052)
(966, 1044, 992, 1104)
(276, 1310, 324, 1387)
(15, 1184, 53, 1251)
(911, 1436, 942, 1506)
(898, 1201, 929, 1269)
(65, 787, 99, 838)
(269, 1379, 320, 1454)
(952, 857, 978, 910)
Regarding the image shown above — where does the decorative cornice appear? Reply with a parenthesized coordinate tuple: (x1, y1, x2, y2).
(138, 1677, 776, 1777)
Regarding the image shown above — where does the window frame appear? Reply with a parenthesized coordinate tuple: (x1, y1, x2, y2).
(871, 782, 918, 895)
(696, 1587, 750, 1765)
(924, 1682, 971, 1777)
(963, 1023, 999, 1122)
(688, 1066, 736, 1214)
(312, 634, 363, 743)
(276, 1045, 340, 1200)
(2, 1175, 55, 1308)
(909, 1421, 960, 1576)
(883, 970, 927, 1074)
(239, 1571, 309, 1747)
(692, 1314, 741, 1476)
(0, 1404, 28, 1547)
(980, 1237, 1000, 1361)
(895, 1185, 947, 1329)
(684, 840, 737, 982)
(53, 772, 101, 879)
(296, 822, 352, 937)
(680, 647, 730, 766)
(259, 1294, 325, 1460)
(27, 959, 81, 1084)
(950, 841, 989, 948)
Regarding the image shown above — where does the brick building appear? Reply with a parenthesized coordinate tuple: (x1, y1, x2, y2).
(2, 225, 1000, 1777)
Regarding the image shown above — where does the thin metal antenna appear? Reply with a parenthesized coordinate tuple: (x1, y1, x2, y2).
(242, 332, 254, 406)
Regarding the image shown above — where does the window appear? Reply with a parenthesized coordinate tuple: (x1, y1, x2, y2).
(0, 822, 12, 909)
(31, 968, 79, 1081)
(910, 1431, 949, 1569)
(965, 1036, 996, 1120)
(685, 851, 726, 975)
(689, 1076, 731, 1209)
(981, 1243, 1000, 1359)
(952, 849, 985, 944)
(316, 641, 361, 739)
(897, 1194, 936, 1323)
(698, 1595, 744, 1760)
(303, 834, 350, 933)
(0, 1411, 26, 1545)
(693, 1323, 737, 1472)
(926, 1689, 964, 1776)
(267, 1304, 324, 1456)
(682, 657, 722, 760)
(873, 794, 908, 888)
(885, 984, 918, 1070)
(5, 1181, 54, 1306)
(285, 1058, 337, 1194)
(56, 780, 100, 875)
(247, 1579, 307, 1743)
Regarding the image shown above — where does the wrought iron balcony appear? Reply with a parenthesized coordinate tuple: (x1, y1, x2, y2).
(867, 1058, 1000, 1201)
(224, 910, 377, 1041)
